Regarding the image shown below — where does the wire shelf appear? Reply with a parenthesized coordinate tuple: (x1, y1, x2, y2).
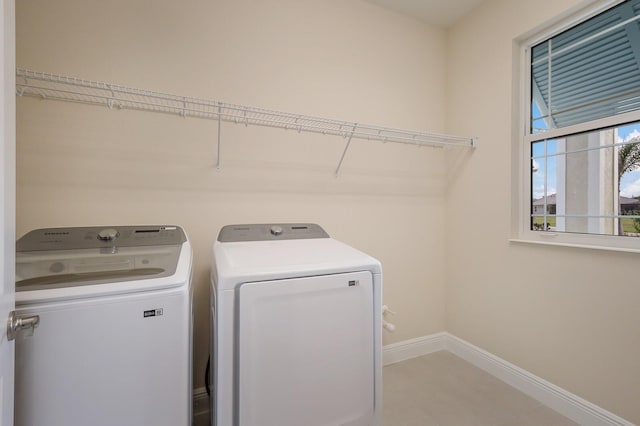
(16, 68, 476, 172)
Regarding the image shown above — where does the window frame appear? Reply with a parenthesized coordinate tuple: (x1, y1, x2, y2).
(514, 0, 640, 253)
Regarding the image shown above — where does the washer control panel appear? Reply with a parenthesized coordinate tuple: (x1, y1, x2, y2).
(17, 225, 186, 252)
(218, 223, 329, 242)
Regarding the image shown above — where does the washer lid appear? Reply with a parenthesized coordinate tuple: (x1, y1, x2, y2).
(16, 226, 186, 292)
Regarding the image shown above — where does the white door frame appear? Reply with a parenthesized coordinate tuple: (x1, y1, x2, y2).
(1, 0, 16, 425)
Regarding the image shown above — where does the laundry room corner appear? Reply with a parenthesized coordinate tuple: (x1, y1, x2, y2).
(444, 0, 640, 423)
(15, 0, 453, 396)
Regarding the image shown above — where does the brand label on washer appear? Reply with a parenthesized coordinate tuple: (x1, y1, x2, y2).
(143, 308, 163, 318)
(348, 280, 359, 287)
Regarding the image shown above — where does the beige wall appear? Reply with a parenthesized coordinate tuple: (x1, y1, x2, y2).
(18, 0, 638, 422)
(445, 0, 640, 423)
(16, 0, 449, 390)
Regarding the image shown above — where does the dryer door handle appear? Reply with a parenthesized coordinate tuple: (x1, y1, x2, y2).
(6, 311, 40, 341)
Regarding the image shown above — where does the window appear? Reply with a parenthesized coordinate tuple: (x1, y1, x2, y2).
(520, 0, 640, 251)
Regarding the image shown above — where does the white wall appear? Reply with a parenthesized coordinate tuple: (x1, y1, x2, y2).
(445, 0, 640, 423)
(15, 0, 449, 390)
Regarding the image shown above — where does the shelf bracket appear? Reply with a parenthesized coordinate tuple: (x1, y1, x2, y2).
(335, 123, 358, 176)
(216, 103, 222, 171)
(106, 84, 116, 109)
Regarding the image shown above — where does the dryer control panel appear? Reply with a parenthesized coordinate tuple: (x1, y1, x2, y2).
(217, 223, 329, 242)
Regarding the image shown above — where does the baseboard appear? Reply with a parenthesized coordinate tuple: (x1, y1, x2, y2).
(444, 333, 633, 426)
(193, 332, 633, 426)
(382, 332, 447, 366)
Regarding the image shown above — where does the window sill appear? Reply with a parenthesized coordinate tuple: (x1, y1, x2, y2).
(509, 238, 640, 254)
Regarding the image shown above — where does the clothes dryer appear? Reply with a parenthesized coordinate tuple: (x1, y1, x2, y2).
(211, 223, 382, 426)
(14, 225, 193, 426)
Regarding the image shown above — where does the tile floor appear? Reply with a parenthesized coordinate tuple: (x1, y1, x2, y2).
(197, 351, 578, 425)
(383, 351, 577, 426)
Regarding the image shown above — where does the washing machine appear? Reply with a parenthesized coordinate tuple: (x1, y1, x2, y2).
(211, 223, 382, 426)
(13, 225, 193, 426)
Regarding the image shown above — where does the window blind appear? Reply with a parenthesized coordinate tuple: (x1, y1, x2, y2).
(531, 0, 640, 131)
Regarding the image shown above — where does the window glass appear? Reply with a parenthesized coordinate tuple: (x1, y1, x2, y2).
(530, 123, 640, 237)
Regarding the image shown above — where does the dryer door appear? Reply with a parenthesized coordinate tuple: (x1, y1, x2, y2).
(238, 270, 374, 426)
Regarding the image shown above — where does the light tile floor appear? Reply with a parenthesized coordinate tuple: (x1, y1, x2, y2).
(383, 351, 578, 426)
(196, 351, 578, 426)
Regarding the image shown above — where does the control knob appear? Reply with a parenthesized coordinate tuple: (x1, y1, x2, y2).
(97, 228, 119, 241)
(270, 226, 283, 236)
